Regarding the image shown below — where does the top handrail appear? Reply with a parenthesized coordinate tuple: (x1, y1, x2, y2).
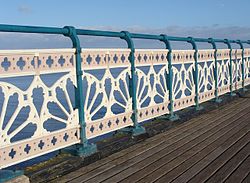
(0, 24, 68, 35)
(0, 24, 249, 46)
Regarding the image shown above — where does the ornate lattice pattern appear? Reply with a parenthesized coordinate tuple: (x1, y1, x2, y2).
(232, 49, 243, 90)
(197, 50, 216, 103)
(135, 50, 169, 122)
(1, 48, 249, 170)
(0, 49, 79, 169)
(172, 50, 196, 111)
(81, 49, 133, 139)
(244, 48, 250, 85)
(216, 49, 231, 95)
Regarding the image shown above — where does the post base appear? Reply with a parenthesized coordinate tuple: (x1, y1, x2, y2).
(119, 125, 146, 136)
(214, 97, 222, 103)
(230, 92, 237, 97)
(195, 105, 204, 111)
(0, 170, 23, 183)
(131, 126, 146, 136)
(157, 113, 180, 121)
(63, 143, 97, 157)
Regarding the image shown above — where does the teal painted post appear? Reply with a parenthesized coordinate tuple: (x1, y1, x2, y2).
(236, 40, 247, 92)
(63, 26, 97, 156)
(224, 39, 236, 96)
(120, 31, 146, 136)
(187, 37, 203, 111)
(208, 38, 222, 103)
(160, 34, 179, 121)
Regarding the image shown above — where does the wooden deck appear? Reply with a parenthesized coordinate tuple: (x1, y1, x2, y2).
(55, 94, 250, 183)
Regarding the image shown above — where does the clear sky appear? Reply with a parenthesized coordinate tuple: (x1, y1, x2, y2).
(0, 0, 249, 49)
(0, 0, 249, 27)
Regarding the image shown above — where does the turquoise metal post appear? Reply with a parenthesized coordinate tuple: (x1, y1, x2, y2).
(208, 38, 222, 103)
(160, 34, 179, 121)
(187, 37, 203, 110)
(120, 31, 146, 136)
(63, 26, 97, 156)
(224, 39, 236, 96)
(236, 40, 247, 92)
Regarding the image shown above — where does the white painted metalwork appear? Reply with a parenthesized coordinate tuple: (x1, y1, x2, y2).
(135, 50, 169, 122)
(232, 49, 243, 90)
(81, 49, 133, 139)
(0, 49, 80, 169)
(172, 50, 196, 111)
(244, 48, 250, 85)
(197, 50, 216, 103)
(0, 48, 249, 169)
(216, 49, 231, 95)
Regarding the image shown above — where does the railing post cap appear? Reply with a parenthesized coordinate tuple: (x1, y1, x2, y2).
(63, 26, 76, 37)
(187, 36, 195, 43)
(63, 26, 81, 53)
(187, 37, 198, 50)
(235, 40, 244, 49)
(208, 37, 214, 42)
(120, 31, 131, 38)
(159, 34, 167, 40)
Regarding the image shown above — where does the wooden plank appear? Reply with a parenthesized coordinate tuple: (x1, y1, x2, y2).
(135, 112, 250, 183)
(65, 100, 249, 183)
(58, 98, 247, 182)
(82, 103, 250, 183)
(188, 139, 250, 183)
(224, 155, 250, 183)
(206, 143, 250, 183)
(242, 172, 250, 183)
(116, 104, 250, 183)
(103, 106, 250, 183)
(59, 98, 247, 182)
(166, 132, 250, 183)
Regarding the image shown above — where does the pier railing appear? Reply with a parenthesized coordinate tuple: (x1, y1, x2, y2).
(0, 24, 250, 171)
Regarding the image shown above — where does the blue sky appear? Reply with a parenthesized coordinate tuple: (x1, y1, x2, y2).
(0, 0, 250, 49)
(0, 0, 249, 27)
